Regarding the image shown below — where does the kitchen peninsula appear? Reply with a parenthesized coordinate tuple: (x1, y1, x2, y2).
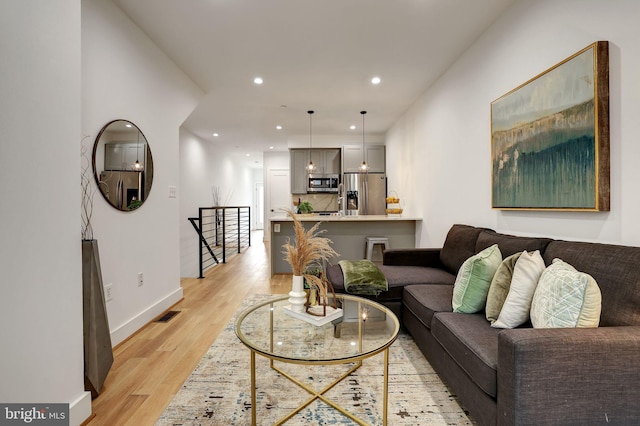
(269, 215, 422, 275)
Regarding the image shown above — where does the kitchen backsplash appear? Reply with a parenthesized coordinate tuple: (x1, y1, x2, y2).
(292, 193, 339, 212)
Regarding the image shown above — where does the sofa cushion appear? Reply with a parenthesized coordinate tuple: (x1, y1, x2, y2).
(486, 252, 522, 324)
(476, 229, 553, 258)
(431, 312, 500, 397)
(326, 263, 455, 302)
(440, 224, 489, 274)
(452, 244, 502, 313)
(530, 259, 601, 328)
(403, 284, 454, 330)
(543, 240, 640, 327)
(492, 250, 546, 329)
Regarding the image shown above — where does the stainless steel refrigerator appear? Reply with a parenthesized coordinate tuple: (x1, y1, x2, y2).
(343, 173, 387, 215)
(99, 170, 143, 210)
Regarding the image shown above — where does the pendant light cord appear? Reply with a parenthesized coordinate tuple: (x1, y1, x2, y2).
(307, 110, 315, 172)
(308, 110, 314, 149)
(360, 110, 368, 172)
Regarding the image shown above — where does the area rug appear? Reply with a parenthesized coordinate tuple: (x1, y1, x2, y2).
(156, 295, 474, 425)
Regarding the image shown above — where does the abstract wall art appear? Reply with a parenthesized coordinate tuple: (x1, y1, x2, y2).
(491, 41, 609, 211)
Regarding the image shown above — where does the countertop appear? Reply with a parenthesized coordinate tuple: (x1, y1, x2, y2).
(269, 214, 421, 222)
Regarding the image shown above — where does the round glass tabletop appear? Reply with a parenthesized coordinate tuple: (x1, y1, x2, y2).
(235, 294, 400, 364)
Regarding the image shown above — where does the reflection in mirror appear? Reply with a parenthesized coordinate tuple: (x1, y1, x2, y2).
(92, 120, 154, 211)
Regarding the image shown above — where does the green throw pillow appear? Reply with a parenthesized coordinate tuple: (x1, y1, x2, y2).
(530, 259, 601, 328)
(485, 252, 522, 324)
(452, 244, 502, 313)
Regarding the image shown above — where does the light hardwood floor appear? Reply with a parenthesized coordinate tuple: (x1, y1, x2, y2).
(86, 231, 290, 425)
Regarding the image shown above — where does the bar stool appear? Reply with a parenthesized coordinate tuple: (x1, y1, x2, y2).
(365, 236, 390, 261)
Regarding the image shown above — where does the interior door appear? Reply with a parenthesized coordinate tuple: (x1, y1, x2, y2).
(255, 182, 264, 230)
(268, 169, 290, 220)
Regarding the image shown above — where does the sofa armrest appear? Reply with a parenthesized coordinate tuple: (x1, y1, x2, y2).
(382, 248, 444, 268)
(497, 326, 640, 426)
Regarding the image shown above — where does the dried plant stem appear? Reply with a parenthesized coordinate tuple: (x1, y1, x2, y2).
(81, 135, 96, 240)
(281, 210, 339, 308)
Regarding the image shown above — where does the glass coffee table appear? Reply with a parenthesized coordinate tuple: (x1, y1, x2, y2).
(235, 294, 400, 425)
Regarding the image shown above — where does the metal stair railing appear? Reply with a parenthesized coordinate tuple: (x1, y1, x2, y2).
(188, 206, 251, 278)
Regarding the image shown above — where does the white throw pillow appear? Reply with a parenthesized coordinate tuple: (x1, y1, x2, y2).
(531, 258, 601, 328)
(492, 250, 546, 329)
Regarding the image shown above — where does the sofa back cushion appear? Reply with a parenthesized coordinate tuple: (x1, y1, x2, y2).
(543, 240, 640, 326)
(440, 224, 489, 274)
(476, 230, 553, 259)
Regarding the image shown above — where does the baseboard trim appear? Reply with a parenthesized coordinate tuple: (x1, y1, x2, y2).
(70, 391, 92, 426)
(110, 287, 184, 346)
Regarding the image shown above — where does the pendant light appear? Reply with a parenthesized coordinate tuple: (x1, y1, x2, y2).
(306, 110, 315, 173)
(132, 128, 144, 171)
(359, 110, 369, 172)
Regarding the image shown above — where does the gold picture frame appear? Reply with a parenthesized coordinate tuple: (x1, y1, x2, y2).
(491, 41, 610, 211)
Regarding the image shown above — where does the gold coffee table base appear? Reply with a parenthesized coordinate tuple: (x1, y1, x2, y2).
(250, 349, 390, 426)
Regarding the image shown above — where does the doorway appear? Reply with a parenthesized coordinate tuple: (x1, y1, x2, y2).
(268, 169, 290, 218)
(254, 182, 264, 230)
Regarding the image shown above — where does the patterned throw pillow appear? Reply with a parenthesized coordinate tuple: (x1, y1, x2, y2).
(485, 252, 522, 324)
(491, 250, 546, 329)
(530, 259, 601, 328)
(452, 244, 502, 313)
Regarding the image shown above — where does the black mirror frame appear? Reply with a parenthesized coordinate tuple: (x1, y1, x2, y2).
(92, 119, 153, 212)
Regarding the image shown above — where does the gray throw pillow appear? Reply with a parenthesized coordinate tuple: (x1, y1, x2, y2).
(485, 252, 521, 324)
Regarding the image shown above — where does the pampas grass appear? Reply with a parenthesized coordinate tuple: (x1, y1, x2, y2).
(282, 210, 339, 308)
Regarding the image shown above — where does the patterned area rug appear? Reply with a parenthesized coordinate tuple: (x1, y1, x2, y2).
(157, 295, 474, 425)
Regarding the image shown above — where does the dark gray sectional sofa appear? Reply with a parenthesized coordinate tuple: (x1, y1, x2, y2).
(327, 224, 640, 425)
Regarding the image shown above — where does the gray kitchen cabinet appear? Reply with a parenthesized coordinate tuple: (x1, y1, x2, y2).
(290, 149, 309, 194)
(310, 148, 341, 174)
(342, 145, 385, 173)
(366, 145, 385, 173)
(104, 142, 142, 171)
(290, 148, 342, 194)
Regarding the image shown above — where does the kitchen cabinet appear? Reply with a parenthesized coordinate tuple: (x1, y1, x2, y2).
(342, 145, 385, 173)
(290, 149, 309, 194)
(290, 148, 341, 194)
(366, 145, 385, 173)
(310, 148, 341, 174)
(104, 142, 143, 170)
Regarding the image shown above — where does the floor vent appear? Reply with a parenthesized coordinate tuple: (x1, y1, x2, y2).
(155, 310, 180, 323)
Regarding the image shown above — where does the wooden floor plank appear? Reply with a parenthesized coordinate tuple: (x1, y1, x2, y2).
(87, 231, 290, 425)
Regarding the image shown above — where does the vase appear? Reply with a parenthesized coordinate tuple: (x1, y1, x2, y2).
(82, 239, 114, 397)
(288, 275, 306, 313)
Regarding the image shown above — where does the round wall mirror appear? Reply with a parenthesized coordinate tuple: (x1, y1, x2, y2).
(92, 120, 154, 211)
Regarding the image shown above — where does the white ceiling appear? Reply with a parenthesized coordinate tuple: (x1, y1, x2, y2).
(113, 0, 514, 168)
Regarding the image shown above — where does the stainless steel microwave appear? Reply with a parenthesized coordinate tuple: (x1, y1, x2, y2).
(307, 174, 340, 193)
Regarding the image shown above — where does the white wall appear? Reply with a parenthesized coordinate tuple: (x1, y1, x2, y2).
(0, 1, 91, 424)
(386, 0, 640, 248)
(179, 127, 255, 277)
(82, 0, 202, 344)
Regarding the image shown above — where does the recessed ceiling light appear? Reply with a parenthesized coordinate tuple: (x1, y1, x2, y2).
(371, 76, 381, 85)
(350, 125, 357, 130)
(276, 125, 282, 130)
(213, 132, 219, 137)
(246, 153, 250, 157)
(253, 77, 263, 85)
(269, 146, 274, 150)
